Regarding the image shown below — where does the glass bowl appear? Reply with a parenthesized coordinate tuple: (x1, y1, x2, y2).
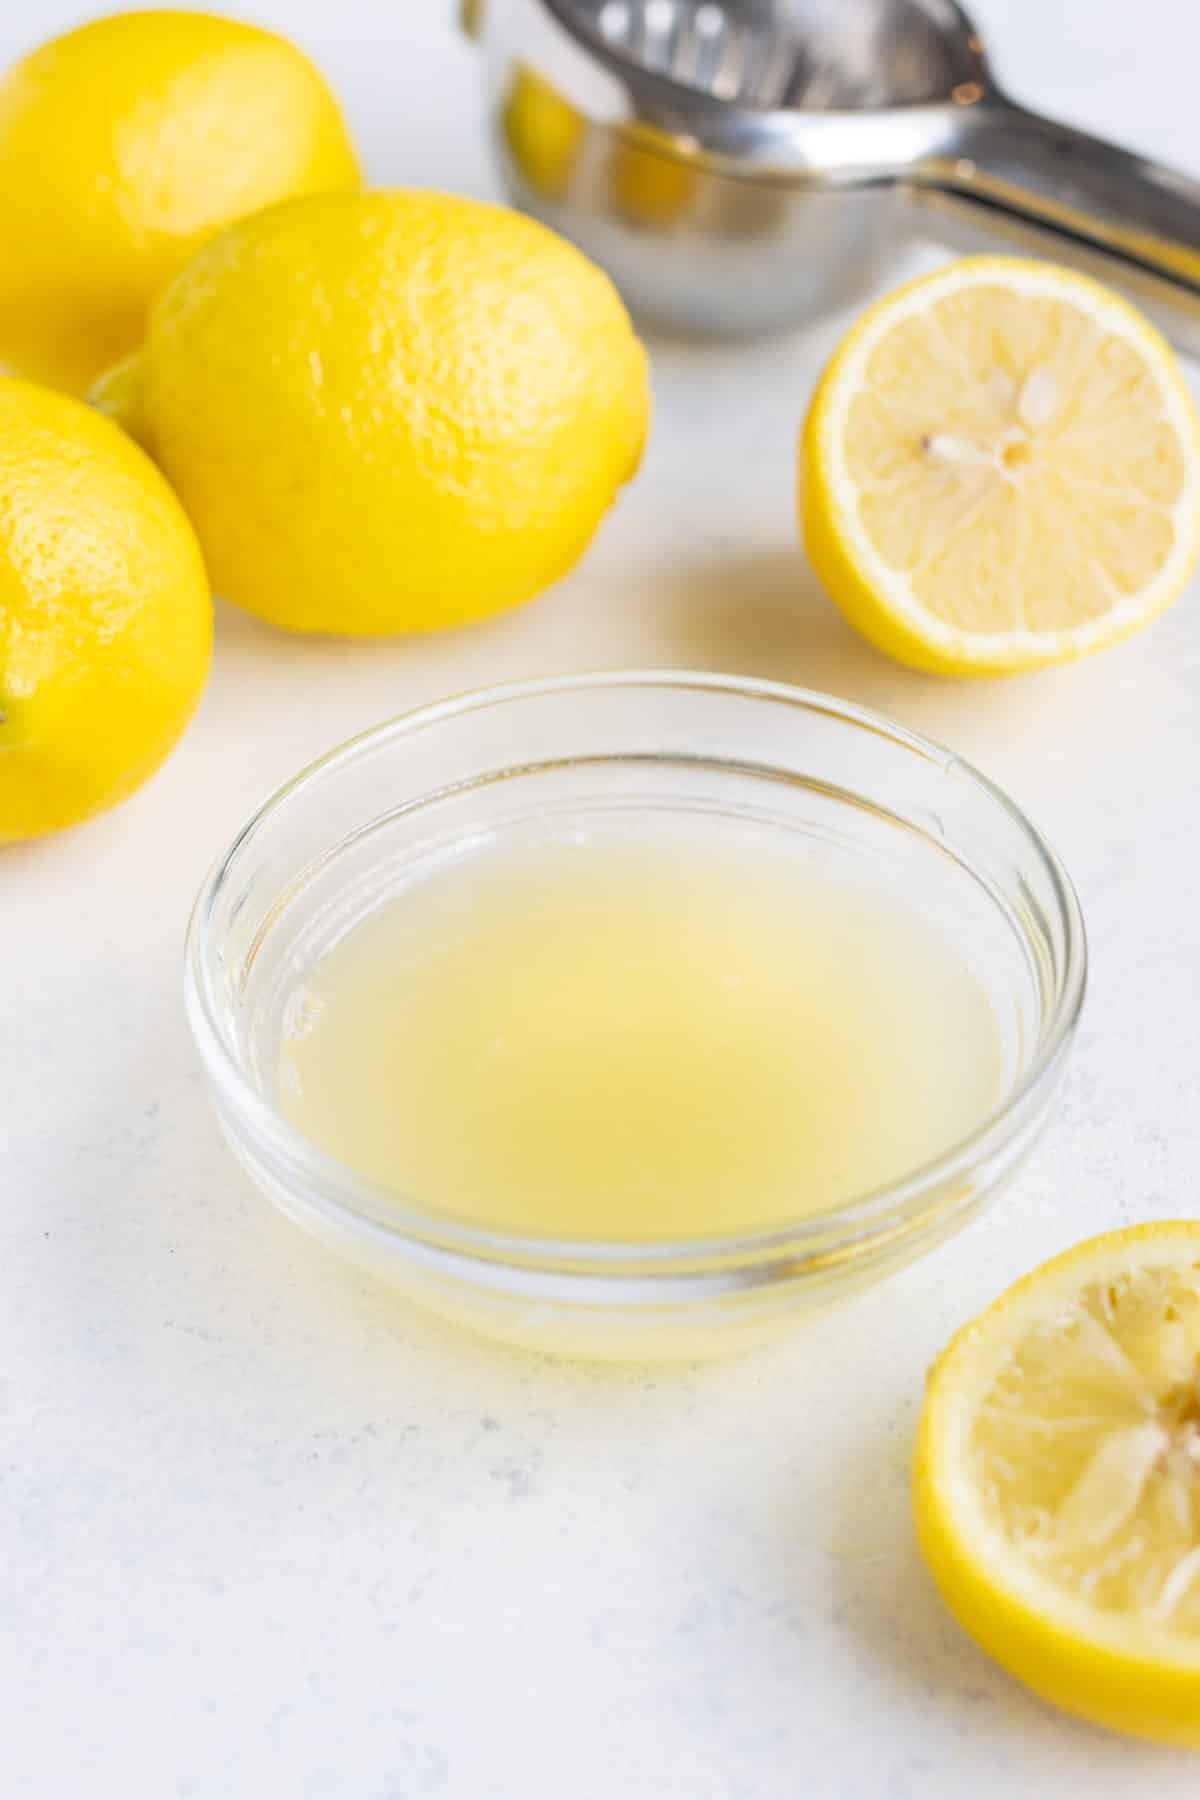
(184, 673, 1086, 1360)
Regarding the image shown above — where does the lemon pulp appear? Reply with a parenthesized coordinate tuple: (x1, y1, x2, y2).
(970, 1256, 1200, 1626)
(278, 836, 1003, 1239)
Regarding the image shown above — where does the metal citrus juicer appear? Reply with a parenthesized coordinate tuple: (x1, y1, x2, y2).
(465, 0, 1200, 349)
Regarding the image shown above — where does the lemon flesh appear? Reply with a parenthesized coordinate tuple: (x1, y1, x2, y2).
(0, 11, 360, 393)
(97, 190, 649, 637)
(803, 258, 1200, 675)
(915, 1223, 1200, 1744)
(0, 379, 211, 842)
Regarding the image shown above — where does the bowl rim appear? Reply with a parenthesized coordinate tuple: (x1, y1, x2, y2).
(184, 669, 1087, 1275)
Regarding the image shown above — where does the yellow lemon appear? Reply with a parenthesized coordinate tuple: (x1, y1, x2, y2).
(914, 1223, 1200, 1745)
(0, 379, 211, 842)
(0, 11, 360, 394)
(95, 190, 650, 636)
(802, 258, 1200, 675)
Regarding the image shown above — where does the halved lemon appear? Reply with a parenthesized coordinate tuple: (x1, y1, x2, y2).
(802, 258, 1200, 675)
(915, 1223, 1200, 1744)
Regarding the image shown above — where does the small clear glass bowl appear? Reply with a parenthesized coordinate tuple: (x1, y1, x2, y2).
(185, 673, 1086, 1360)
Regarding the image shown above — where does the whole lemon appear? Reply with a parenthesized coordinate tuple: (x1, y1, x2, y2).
(95, 190, 650, 636)
(0, 379, 212, 842)
(0, 11, 360, 394)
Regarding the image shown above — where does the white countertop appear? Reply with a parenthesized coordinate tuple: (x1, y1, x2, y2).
(6, 2, 1200, 1794)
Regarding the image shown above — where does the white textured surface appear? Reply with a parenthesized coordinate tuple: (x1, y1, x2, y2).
(5, 1, 1200, 1793)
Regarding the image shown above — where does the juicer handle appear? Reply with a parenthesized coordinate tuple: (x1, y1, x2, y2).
(919, 101, 1200, 354)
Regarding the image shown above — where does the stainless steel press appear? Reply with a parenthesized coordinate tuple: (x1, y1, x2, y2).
(467, 0, 1200, 348)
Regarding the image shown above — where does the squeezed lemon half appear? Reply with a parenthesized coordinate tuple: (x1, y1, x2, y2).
(803, 257, 1200, 674)
(915, 1223, 1200, 1744)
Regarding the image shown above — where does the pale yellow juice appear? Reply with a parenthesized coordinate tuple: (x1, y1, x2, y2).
(279, 838, 1004, 1240)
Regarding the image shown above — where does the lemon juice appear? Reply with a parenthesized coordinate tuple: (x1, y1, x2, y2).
(279, 836, 1005, 1240)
